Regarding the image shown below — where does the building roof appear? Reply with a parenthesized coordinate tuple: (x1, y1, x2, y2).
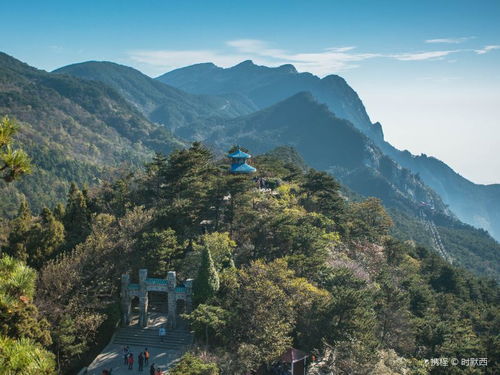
(146, 278, 168, 285)
(228, 149, 251, 159)
(280, 348, 308, 363)
(230, 163, 256, 174)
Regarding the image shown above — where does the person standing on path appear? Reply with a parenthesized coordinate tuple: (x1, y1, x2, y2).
(144, 348, 150, 365)
(150, 364, 156, 375)
(138, 352, 144, 371)
(123, 346, 129, 365)
(128, 353, 134, 370)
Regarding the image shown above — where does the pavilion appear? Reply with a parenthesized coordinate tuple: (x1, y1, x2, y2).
(228, 148, 256, 174)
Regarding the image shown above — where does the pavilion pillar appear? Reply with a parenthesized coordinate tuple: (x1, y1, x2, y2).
(139, 269, 149, 327)
(167, 271, 177, 329)
(120, 274, 131, 326)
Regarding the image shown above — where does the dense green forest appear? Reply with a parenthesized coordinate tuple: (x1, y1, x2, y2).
(1, 136, 498, 374)
(0, 52, 184, 218)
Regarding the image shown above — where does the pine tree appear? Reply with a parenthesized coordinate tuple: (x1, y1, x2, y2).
(29, 208, 65, 267)
(0, 116, 32, 183)
(63, 183, 91, 249)
(143, 152, 168, 204)
(155, 142, 219, 239)
(139, 228, 183, 277)
(193, 247, 220, 305)
(3, 198, 32, 262)
(53, 203, 65, 222)
(301, 169, 345, 226)
(0, 255, 53, 350)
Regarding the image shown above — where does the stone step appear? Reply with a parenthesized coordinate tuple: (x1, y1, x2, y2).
(116, 328, 190, 336)
(114, 332, 191, 340)
(115, 334, 190, 341)
(113, 327, 193, 350)
(113, 340, 190, 350)
(114, 336, 191, 346)
(113, 339, 186, 350)
(114, 336, 190, 345)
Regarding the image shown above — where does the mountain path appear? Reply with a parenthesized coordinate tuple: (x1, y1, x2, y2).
(83, 313, 192, 375)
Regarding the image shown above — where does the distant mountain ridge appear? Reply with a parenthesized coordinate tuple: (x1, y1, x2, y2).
(54, 61, 257, 134)
(380, 140, 500, 239)
(158, 60, 500, 242)
(157, 60, 380, 140)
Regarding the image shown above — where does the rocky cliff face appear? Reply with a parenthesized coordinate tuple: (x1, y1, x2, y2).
(199, 92, 448, 216)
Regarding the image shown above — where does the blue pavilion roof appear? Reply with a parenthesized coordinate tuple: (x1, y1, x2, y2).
(228, 149, 251, 159)
(146, 278, 168, 285)
(230, 163, 256, 174)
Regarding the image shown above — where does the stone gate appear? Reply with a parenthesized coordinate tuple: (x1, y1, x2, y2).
(121, 269, 193, 328)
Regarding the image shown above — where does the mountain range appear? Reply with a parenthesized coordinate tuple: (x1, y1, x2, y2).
(0, 52, 498, 279)
(54, 61, 256, 137)
(158, 60, 500, 243)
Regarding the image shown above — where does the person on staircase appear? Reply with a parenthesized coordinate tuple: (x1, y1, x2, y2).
(159, 326, 166, 343)
(144, 348, 150, 365)
(123, 346, 129, 365)
(127, 353, 134, 370)
(138, 352, 144, 371)
(150, 364, 156, 375)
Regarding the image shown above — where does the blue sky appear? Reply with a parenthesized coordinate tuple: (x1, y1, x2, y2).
(1, 0, 499, 183)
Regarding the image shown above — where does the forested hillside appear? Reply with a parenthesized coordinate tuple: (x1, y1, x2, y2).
(3, 50, 499, 281)
(52, 58, 500, 279)
(1, 143, 497, 374)
(193, 93, 500, 279)
(0, 52, 498, 374)
(0, 53, 184, 217)
(54, 59, 500, 280)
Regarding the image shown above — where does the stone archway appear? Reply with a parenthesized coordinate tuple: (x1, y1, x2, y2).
(176, 299, 186, 315)
(121, 269, 193, 329)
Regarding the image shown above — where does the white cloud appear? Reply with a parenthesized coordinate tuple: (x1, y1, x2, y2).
(425, 37, 474, 44)
(225, 39, 285, 57)
(127, 39, 498, 77)
(128, 41, 380, 76)
(225, 40, 380, 75)
(474, 45, 500, 54)
(392, 50, 460, 61)
(128, 49, 252, 71)
(325, 46, 357, 52)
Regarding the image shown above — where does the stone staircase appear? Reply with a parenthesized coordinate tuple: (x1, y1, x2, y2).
(113, 326, 193, 351)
